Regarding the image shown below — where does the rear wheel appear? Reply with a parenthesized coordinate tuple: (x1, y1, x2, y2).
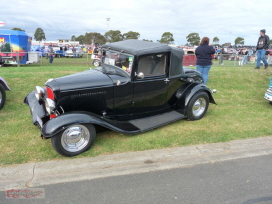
(186, 91, 209, 120)
(51, 124, 96, 157)
(0, 83, 6, 110)
(93, 59, 101, 67)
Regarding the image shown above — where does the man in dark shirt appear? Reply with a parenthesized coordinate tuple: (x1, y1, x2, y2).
(256, 29, 270, 69)
(72, 46, 77, 58)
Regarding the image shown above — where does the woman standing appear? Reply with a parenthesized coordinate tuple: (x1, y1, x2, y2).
(48, 45, 55, 63)
(195, 37, 215, 85)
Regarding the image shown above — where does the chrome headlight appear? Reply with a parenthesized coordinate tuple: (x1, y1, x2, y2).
(35, 86, 45, 101)
(187, 78, 194, 82)
(45, 98, 56, 114)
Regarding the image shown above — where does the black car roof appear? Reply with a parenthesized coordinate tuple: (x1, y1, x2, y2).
(102, 39, 172, 56)
(102, 40, 185, 76)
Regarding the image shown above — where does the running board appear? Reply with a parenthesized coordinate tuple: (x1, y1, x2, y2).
(129, 111, 185, 132)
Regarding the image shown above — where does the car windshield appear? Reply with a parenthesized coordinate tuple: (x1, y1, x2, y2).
(103, 50, 134, 74)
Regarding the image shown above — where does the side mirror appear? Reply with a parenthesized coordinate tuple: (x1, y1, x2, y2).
(136, 72, 145, 79)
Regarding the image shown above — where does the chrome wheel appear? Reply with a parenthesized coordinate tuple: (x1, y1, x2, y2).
(186, 91, 209, 121)
(192, 98, 207, 117)
(61, 125, 91, 152)
(93, 60, 100, 67)
(0, 91, 2, 104)
(51, 123, 96, 157)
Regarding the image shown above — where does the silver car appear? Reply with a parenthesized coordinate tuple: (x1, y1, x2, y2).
(65, 47, 84, 58)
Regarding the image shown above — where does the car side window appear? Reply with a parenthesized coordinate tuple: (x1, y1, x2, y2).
(137, 54, 167, 76)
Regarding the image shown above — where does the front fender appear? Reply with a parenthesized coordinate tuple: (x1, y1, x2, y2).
(42, 112, 140, 138)
(175, 83, 216, 111)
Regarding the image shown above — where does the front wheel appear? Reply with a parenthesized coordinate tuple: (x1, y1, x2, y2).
(186, 91, 209, 120)
(51, 124, 96, 157)
(0, 83, 6, 110)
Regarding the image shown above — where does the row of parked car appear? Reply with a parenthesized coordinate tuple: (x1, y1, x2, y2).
(31, 46, 84, 58)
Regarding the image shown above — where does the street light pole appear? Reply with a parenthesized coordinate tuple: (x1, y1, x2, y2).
(230, 32, 232, 47)
(106, 18, 110, 31)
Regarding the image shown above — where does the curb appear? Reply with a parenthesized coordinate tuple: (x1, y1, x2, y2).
(1, 136, 272, 191)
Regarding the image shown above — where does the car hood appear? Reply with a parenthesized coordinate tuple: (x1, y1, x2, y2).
(46, 69, 113, 93)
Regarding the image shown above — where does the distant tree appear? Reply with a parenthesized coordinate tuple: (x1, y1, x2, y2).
(158, 32, 174, 44)
(84, 32, 106, 45)
(0, 43, 12, 57)
(34, 28, 46, 42)
(142, 39, 153, 42)
(11, 28, 25, 32)
(222, 43, 231, 47)
(71, 35, 76, 41)
(234, 37, 244, 45)
(123, 31, 140, 40)
(270, 39, 272, 45)
(213, 37, 219, 44)
(75, 35, 85, 44)
(104, 30, 123, 43)
(186, 33, 200, 46)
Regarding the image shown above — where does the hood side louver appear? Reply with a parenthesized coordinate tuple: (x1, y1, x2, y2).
(59, 92, 107, 115)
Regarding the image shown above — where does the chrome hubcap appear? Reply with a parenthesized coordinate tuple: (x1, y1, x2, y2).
(61, 125, 90, 152)
(0, 91, 2, 104)
(94, 60, 99, 66)
(192, 98, 206, 117)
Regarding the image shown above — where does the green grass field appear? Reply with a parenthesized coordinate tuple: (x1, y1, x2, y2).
(0, 56, 271, 166)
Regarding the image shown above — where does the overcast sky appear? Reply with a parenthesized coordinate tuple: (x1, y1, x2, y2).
(1, 0, 271, 45)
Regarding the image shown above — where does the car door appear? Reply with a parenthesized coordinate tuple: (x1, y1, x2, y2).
(131, 53, 169, 118)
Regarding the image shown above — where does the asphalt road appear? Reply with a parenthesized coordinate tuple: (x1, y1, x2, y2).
(1, 136, 272, 204)
(1, 154, 272, 204)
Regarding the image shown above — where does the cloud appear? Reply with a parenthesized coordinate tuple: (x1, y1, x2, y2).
(1, 0, 271, 45)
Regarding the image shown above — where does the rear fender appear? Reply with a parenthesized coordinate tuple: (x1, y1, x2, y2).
(176, 83, 216, 112)
(0, 77, 11, 91)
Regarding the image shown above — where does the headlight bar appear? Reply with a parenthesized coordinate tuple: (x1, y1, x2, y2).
(35, 86, 45, 101)
(45, 98, 56, 114)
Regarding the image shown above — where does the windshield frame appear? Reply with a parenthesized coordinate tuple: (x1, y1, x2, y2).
(102, 50, 134, 75)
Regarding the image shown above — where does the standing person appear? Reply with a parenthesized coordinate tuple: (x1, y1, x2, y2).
(195, 37, 215, 85)
(48, 45, 55, 63)
(72, 46, 77, 58)
(219, 48, 225, 65)
(255, 29, 270, 69)
(92, 46, 99, 63)
(242, 48, 248, 65)
(238, 49, 244, 66)
(93, 46, 99, 58)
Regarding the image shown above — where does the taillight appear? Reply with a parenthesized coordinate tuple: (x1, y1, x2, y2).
(46, 86, 54, 100)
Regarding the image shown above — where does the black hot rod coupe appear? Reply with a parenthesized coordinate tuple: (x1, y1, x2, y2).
(24, 40, 216, 157)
